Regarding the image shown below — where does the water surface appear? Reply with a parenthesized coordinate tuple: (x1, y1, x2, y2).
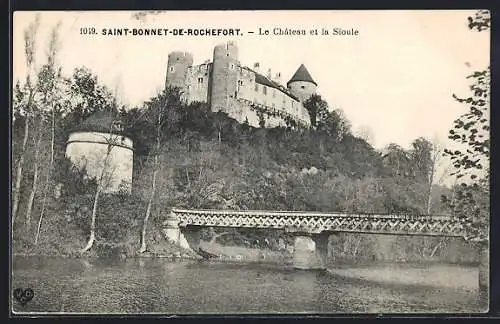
(11, 257, 481, 314)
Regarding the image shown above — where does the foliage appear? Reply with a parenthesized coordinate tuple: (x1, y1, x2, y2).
(303, 94, 351, 140)
(12, 18, 478, 260)
(13, 72, 461, 257)
(467, 10, 490, 32)
(442, 11, 490, 244)
(445, 69, 490, 180)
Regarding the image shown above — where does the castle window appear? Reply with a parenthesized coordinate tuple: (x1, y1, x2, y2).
(238, 80, 243, 86)
(234, 91, 238, 98)
(169, 66, 175, 72)
(301, 85, 305, 89)
(198, 77, 203, 84)
(226, 53, 230, 56)
(263, 87, 267, 95)
(255, 84, 259, 92)
(230, 64, 235, 69)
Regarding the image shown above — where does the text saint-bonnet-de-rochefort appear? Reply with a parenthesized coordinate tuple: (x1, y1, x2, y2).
(271, 27, 359, 36)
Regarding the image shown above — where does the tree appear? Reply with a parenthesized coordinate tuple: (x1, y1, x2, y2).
(443, 11, 489, 241)
(303, 94, 328, 127)
(24, 102, 45, 227)
(303, 94, 351, 140)
(382, 143, 412, 179)
(467, 10, 490, 32)
(410, 137, 433, 184)
(138, 90, 169, 253)
(80, 116, 121, 253)
(35, 22, 64, 244)
(442, 10, 490, 308)
(424, 137, 452, 214)
(12, 15, 40, 225)
(67, 66, 116, 124)
(443, 11, 490, 183)
(213, 111, 230, 143)
(356, 125, 375, 146)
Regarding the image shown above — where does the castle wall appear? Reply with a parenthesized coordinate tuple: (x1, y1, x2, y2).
(65, 132, 134, 193)
(210, 42, 239, 114)
(235, 67, 256, 102)
(167, 42, 312, 128)
(166, 51, 194, 89)
(229, 97, 285, 128)
(234, 67, 310, 127)
(185, 63, 211, 104)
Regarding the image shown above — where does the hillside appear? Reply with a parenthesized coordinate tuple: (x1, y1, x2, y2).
(11, 68, 476, 263)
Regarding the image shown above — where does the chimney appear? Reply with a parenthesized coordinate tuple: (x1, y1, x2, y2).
(253, 62, 260, 74)
(267, 68, 272, 79)
(274, 72, 282, 85)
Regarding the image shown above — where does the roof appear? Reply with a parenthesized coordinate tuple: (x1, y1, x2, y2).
(78, 110, 125, 134)
(287, 64, 317, 86)
(242, 66, 300, 101)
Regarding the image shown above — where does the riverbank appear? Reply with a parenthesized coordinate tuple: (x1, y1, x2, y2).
(11, 195, 203, 260)
(12, 220, 201, 260)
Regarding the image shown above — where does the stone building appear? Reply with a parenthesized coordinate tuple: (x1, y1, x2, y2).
(65, 111, 134, 193)
(165, 41, 317, 128)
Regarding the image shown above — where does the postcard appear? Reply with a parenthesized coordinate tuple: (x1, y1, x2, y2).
(11, 10, 490, 315)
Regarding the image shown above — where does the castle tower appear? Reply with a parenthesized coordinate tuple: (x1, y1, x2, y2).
(65, 111, 134, 194)
(165, 51, 194, 89)
(287, 64, 317, 102)
(210, 41, 239, 113)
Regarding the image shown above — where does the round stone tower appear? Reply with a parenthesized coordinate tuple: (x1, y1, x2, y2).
(210, 41, 239, 113)
(165, 51, 194, 89)
(287, 64, 317, 102)
(65, 111, 134, 194)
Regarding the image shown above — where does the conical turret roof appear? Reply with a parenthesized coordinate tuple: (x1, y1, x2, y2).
(287, 64, 317, 86)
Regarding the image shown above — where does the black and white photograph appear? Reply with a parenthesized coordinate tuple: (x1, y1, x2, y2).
(10, 10, 490, 314)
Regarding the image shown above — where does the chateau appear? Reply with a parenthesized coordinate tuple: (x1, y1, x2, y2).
(64, 41, 319, 194)
(165, 41, 316, 128)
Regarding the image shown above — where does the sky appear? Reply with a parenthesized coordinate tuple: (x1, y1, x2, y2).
(12, 10, 490, 184)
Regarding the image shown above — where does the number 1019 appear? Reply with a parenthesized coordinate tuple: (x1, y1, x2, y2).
(80, 27, 97, 35)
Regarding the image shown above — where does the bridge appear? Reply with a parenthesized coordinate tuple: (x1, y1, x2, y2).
(162, 208, 468, 269)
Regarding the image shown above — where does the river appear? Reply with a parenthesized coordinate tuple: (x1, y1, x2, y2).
(11, 257, 482, 314)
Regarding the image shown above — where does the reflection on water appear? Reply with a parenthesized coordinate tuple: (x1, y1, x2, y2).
(12, 257, 480, 314)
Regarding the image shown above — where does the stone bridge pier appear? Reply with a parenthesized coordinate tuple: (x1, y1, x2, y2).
(162, 212, 202, 253)
(290, 232, 330, 270)
(163, 210, 332, 269)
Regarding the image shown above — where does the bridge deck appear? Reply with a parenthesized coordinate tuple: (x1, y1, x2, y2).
(170, 208, 466, 238)
(172, 208, 454, 221)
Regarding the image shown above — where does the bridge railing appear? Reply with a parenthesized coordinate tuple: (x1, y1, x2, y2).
(168, 208, 468, 238)
(170, 208, 456, 222)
